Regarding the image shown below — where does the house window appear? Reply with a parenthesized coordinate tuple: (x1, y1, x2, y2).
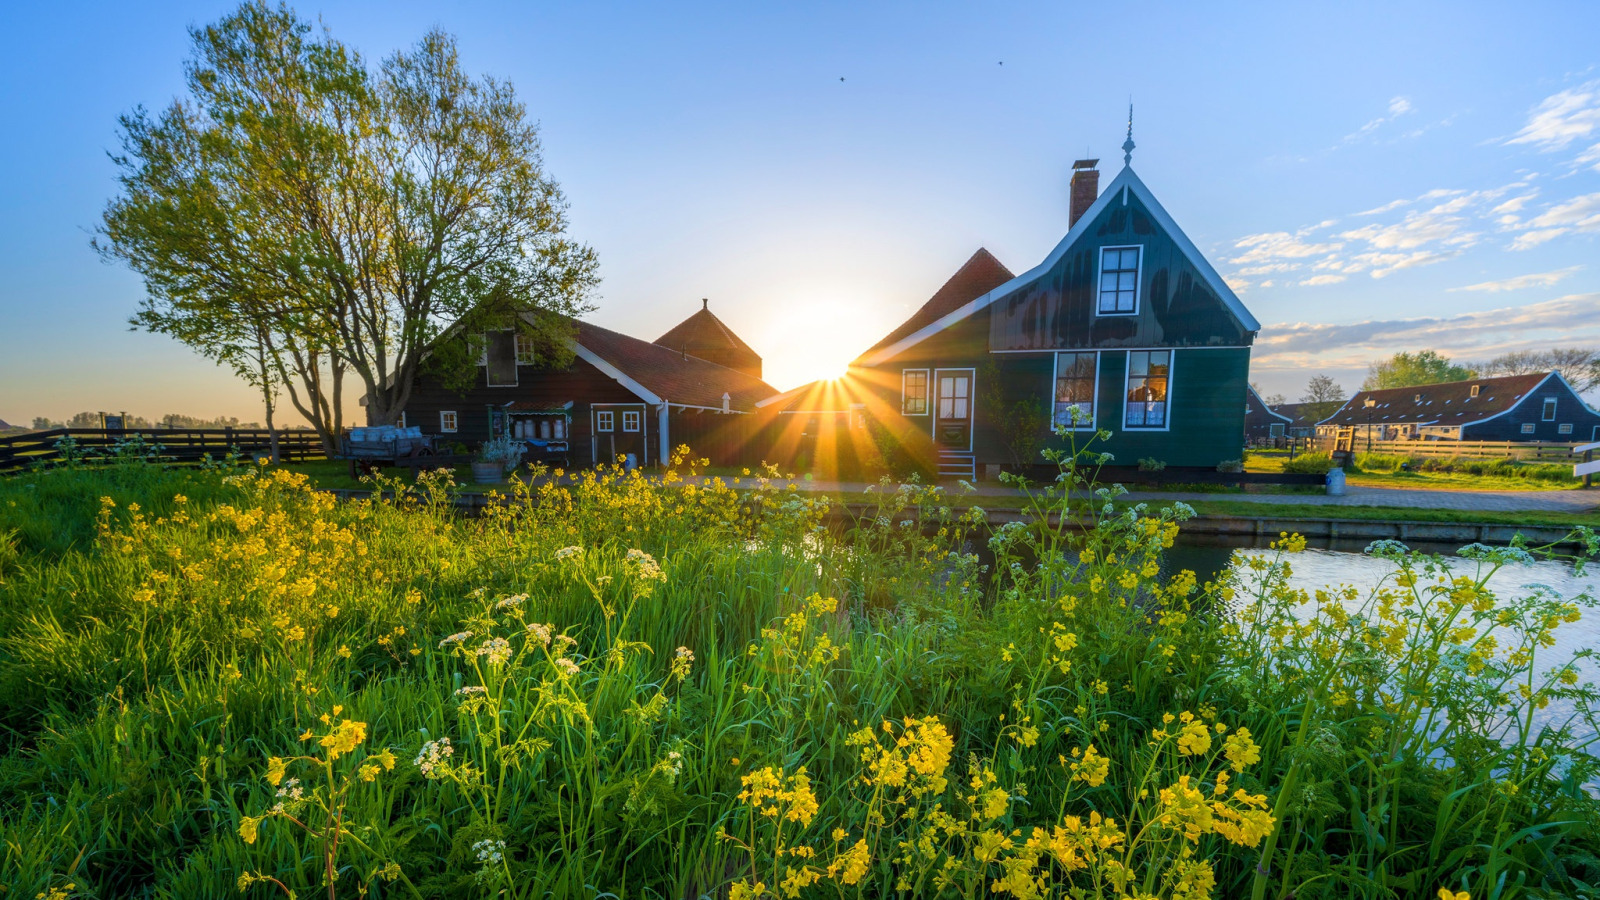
(1269, 423, 1285, 438)
(901, 369, 929, 415)
(1469, 384, 1481, 398)
(1542, 398, 1557, 421)
(596, 411, 614, 432)
(514, 332, 537, 365)
(1124, 350, 1171, 429)
(937, 374, 969, 419)
(1097, 246, 1141, 315)
(1521, 423, 1536, 434)
(397, 412, 407, 428)
(1053, 351, 1097, 428)
(440, 411, 458, 433)
(1559, 423, 1573, 435)
(622, 410, 641, 432)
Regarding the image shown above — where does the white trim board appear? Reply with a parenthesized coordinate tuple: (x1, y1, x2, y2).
(1246, 385, 1294, 425)
(855, 166, 1261, 368)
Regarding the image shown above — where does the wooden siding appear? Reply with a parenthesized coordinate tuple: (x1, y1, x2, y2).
(400, 357, 642, 459)
(1460, 377, 1600, 443)
(988, 189, 1253, 352)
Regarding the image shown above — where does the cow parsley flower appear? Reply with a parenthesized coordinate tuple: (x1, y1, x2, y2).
(476, 637, 512, 667)
(554, 546, 584, 560)
(414, 738, 453, 778)
(438, 630, 474, 648)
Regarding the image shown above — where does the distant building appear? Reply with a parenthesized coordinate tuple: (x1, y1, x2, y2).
(1314, 372, 1600, 443)
(1244, 385, 1294, 444)
(397, 303, 774, 467)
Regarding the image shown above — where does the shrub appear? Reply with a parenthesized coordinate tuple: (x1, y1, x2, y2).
(1282, 452, 1339, 475)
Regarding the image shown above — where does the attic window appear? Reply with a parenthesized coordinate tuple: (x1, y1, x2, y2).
(515, 333, 537, 365)
(1543, 398, 1557, 421)
(1470, 384, 1481, 398)
(1414, 394, 1422, 404)
(1097, 246, 1141, 315)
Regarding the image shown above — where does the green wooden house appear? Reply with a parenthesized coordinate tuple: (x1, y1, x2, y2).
(846, 149, 1260, 478)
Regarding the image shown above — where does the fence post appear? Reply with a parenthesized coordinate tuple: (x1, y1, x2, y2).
(1587, 449, 1593, 489)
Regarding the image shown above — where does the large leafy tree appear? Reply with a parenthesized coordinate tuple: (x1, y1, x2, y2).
(1361, 350, 1475, 391)
(99, 2, 598, 447)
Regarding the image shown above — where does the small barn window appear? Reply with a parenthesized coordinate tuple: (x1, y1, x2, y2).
(440, 411, 458, 433)
(1269, 423, 1285, 438)
(514, 333, 537, 365)
(1521, 423, 1536, 434)
(1542, 398, 1557, 421)
(1559, 423, 1573, 435)
(1097, 246, 1141, 315)
(1124, 350, 1170, 429)
(1053, 351, 1097, 428)
(901, 369, 929, 415)
(596, 411, 614, 432)
(622, 410, 641, 432)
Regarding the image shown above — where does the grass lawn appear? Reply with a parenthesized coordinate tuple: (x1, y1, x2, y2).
(1247, 449, 1582, 492)
(1188, 498, 1598, 529)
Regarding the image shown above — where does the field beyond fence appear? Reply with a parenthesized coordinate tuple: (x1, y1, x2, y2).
(0, 427, 325, 473)
(1309, 437, 1587, 462)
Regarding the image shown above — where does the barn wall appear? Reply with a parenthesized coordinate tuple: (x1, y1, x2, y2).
(1461, 379, 1600, 442)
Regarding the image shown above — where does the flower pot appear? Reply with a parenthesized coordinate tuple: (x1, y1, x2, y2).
(471, 461, 503, 484)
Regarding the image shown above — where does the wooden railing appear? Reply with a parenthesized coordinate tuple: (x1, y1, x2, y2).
(1308, 438, 1586, 462)
(0, 428, 326, 474)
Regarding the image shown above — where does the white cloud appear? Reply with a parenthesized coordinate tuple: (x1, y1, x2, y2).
(1342, 95, 1417, 145)
(1339, 212, 1475, 251)
(1509, 228, 1567, 251)
(1253, 293, 1600, 363)
(1449, 266, 1581, 293)
(1300, 274, 1346, 286)
(1505, 192, 1600, 248)
(1228, 231, 1343, 265)
(1507, 79, 1600, 173)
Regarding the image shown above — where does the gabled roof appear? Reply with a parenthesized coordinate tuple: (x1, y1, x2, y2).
(566, 318, 776, 410)
(1270, 402, 1325, 427)
(1314, 373, 1553, 427)
(856, 248, 1014, 360)
(654, 302, 761, 367)
(1246, 385, 1293, 424)
(855, 166, 1261, 367)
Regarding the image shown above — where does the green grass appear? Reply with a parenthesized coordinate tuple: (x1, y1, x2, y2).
(1188, 499, 1598, 528)
(1, 459, 1597, 898)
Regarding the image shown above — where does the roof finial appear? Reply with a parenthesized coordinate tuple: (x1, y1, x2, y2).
(701, 297, 708, 310)
(1122, 102, 1135, 166)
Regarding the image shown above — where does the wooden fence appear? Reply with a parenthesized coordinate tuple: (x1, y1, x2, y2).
(0, 428, 326, 474)
(1307, 438, 1585, 462)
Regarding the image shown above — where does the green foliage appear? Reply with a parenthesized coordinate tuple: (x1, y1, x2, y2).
(1354, 452, 1577, 483)
(1281, 452, 1339, 475)
(0, 451, 1596, 899)
(1363, 350, 1476, 391)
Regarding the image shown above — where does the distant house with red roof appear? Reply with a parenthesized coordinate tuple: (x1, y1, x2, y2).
(1314, 372, 1600, 443)
(398, 303, 774, 467)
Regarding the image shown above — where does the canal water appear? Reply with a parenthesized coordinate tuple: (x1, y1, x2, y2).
(1167, 534, 1600, 742)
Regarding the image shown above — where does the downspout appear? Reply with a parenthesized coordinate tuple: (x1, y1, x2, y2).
(658, 402, 670, 467)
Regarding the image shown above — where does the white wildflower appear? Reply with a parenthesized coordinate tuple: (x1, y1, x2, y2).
(414, 738, 454, 778)
(438, 630, 474, 648)
(455, 685, 487, 697)
(526, 622, 553, 646)
(554, 546, 584, 560)
(555, 657, 580, 677)
(476, 637, 512, 667)
(473, 838, 507, 864)
(495, 594, 528, 610)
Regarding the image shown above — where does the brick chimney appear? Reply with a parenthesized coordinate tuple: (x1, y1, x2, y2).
(1069, 159, 1100, 227)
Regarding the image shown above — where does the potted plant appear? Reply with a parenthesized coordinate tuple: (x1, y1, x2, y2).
(472, 435, 525, 484)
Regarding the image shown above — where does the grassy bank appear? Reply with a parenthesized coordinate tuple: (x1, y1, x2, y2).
(0, 456, 1597, 898)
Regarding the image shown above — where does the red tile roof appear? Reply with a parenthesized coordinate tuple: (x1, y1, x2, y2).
(1316, 373, 1551, 426)
(856, 248, 1014, 360)
(575, 319, 776, 410)
(653, 302, 761, 375)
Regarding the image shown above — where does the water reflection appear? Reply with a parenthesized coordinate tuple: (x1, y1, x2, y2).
(1166, 534, 1600, 742)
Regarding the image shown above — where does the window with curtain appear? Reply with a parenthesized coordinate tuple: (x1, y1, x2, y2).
(1053, 352, 1097, 428)
(1125, 350, 1171, 428)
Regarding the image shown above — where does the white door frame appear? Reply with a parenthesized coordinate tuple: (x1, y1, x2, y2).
(932, 367, 976, 453)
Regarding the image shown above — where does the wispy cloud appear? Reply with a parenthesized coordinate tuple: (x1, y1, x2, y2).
(1506, 79, 1600, 172)
(1449, 266, 1582, 293)
(1253, 293, 1600, 364)
(1341, 96, 1416, 145)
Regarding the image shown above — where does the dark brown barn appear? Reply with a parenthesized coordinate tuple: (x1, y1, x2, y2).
(398, 305, 774, 468)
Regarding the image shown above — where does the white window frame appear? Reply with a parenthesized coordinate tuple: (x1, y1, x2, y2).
(622, 410, 642, 432)
(1521, 423, 1536, 434)
(1542, 398, 1557, 421)
(1051, 351, 1098, 430)
(1558, 423, 1573, 435)
(1469, 384, 1481, 398)
(514, 332, 537, 366)
(440, 411, 458, 433)
(901, 369, 929, 415)
(398, 412, 407, 428)
(596, 410, 614, 432)
(1096, 245, 1142, 316)
(1123, 349, 1173, 431)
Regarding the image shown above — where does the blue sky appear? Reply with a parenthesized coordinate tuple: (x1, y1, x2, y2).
(2, 1, 1598, 425)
